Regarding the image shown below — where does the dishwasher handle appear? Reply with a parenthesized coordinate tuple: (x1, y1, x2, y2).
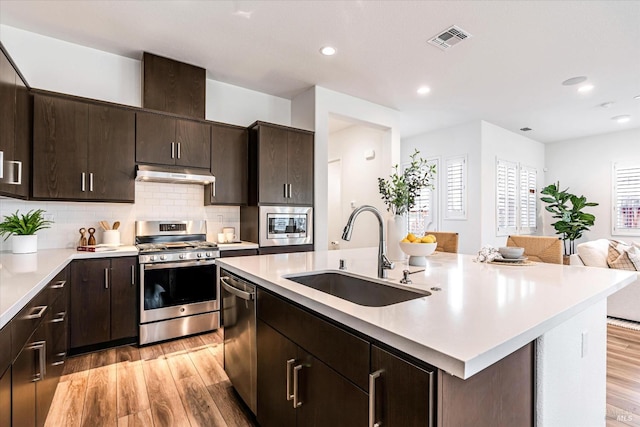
(221, 276, 255, 301)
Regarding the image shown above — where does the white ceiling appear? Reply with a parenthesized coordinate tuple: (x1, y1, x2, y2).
(1, 0, 639, 143)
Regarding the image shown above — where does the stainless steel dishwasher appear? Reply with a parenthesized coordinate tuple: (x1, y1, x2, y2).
(220, 269, 257, 414)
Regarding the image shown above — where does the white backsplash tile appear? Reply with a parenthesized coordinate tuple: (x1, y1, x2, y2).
(0, 181, 240, 251)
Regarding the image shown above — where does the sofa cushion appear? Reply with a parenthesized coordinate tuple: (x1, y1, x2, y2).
(607, 242, 638, 271)
(576, 239, 610, 268)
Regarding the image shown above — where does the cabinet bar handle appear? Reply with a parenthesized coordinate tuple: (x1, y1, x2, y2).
(212, 181, 216, 198)
(177, 142, 181, 159)
(131, 265, 135, 286)
(2, 160, 22, 185)
(81, 172, 86, 191)
(50, 280, 66, 289)
(286, 359, 295, 401)
(24, 305, 47, 320)
(28, 341, 46, 382)
(171, 142, 175, 159)
(288, 183, 292, 198)
(51, 311, 66, 323)
(369, 370, 383, 427)
(89, 173, 94, 192)
(293, 364, 303, 408)
(105, 268, 109, 289)
(284, 183, 288, 198)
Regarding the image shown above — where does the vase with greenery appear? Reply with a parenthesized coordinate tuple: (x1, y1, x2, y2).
(540, 182, 598, 256)
(378, 149, 436, 260)
(0, 209, 53, 253)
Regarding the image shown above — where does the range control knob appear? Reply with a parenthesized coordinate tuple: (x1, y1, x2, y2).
(149, 255, 156, 262)
(179, 253, 186, 259)
(197, 252, 202, 258)
(160, 255, 166, 261)
(205, 252, 212, 258)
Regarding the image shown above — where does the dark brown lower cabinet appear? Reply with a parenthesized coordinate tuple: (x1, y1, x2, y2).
(1, 368, 10, 427)
(70, 257, 138, 350)
(256, 320, 367, 427)
(12, 322, 45, 427)
(371, 345, 434, 427)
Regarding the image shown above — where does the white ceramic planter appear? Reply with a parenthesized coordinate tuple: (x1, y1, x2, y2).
(12, 234, 38, 254)
(386, 214, 407, 261)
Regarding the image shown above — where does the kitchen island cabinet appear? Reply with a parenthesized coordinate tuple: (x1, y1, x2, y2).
(69, 256, 137, 351)
(32, 94, 135, 202)
(0, 367, 10, 427)
(248, 122, 314, 206)
(205, 122, 248, 205)
(136, 111, 210, 169)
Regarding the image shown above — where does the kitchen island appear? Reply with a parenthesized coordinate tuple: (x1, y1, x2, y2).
(217, 247, 636, 427)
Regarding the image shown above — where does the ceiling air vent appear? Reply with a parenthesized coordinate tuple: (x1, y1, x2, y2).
(428, 25, 472, 50)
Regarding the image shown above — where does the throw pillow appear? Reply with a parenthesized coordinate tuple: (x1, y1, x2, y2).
(607, 242, 638, 271)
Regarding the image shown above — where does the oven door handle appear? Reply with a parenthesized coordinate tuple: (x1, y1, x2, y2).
(143, 259, 218, 270)
(220, 276, 254, 301)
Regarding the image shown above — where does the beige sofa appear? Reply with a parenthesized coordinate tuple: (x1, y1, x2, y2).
(570, 238, 640, 322)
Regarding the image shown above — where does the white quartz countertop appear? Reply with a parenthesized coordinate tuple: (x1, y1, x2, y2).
(0, 246, 138, 330)
(217, 241, 258, 251)
(216, 247, 636, 379)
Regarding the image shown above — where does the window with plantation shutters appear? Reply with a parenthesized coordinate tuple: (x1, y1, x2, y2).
(445, 156, 466, 219)
(613, 163, 640, 236)
(496, 158, 537, 236)
(408, 159, 439, 234)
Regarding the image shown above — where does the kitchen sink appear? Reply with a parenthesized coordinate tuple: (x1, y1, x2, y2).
(286, 271, 430, 307)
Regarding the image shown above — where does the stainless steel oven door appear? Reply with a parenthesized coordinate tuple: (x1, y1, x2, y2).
(139, 259, 219, 323)
(259, 206, 313, 247)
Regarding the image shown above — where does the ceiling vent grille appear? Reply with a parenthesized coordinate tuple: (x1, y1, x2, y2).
(428, 25, 472, 50)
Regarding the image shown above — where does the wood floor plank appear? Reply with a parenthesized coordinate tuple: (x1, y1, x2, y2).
(91, 348, 117, 369)
(61, 353, 92, 382)
(117, 409, 154, 427)
(139, 343, 165, 361)
(142, 357, 191, 427)
(189, 347, 227, 386)
(175, 374, 228, 427)
(207, 381, 257, 427)
(161, 340, 199, 380)
(44, 377, 88, 427)
(117, 346, 142, 364)
(117, 362, 150, 418)
(608, 325, 640, 427)
(82, 364, 118, 427)
(181, 334, 208, 351)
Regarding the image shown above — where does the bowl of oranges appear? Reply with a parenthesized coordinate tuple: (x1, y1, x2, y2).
(399, 233, 437, 266)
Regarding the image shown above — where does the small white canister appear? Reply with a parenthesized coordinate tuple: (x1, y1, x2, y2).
(102, 230, 121, 246)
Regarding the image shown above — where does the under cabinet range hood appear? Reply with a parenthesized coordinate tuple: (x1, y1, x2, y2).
(136, 164, 215, 185)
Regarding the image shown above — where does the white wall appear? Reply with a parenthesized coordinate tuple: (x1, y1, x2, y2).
(545, 128, 640, 244)
(402, 121, 482, 255)
(480, 121, 546, 248)
(0, 183, 239, 251)
(328, 125, 386, 250)
(312, 86, 402, 251)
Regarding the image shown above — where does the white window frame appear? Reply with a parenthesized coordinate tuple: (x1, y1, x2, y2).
(407, 158, 439, 234)
(496, 158, 538, 236)
(444, 155, 467, 220)
(612, 162, 640, 236)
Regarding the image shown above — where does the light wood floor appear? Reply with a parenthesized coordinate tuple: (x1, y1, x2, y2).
(44, 330, 257, 427)
(45, 325, 640, 427)
(607, 324, 640, 426)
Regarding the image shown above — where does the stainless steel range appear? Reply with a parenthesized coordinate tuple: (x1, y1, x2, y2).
(136, 220, 221, 345)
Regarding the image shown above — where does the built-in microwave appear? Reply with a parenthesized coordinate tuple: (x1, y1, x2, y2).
(259, 206, 313, 247)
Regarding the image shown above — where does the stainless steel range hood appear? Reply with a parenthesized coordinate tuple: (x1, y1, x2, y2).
(136, 164, 215, 185)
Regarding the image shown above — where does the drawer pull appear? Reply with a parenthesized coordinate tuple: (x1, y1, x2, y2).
(293, 364, 303, 408)
(27, 341, 46, 382)
(51, 311, 66, 323)
(286, 359, 295, 401)
(105, 268, 110, 289)
(50, 280, 66, 289)
(24, 305, 47, 320)
(369, 370, 383, 427)
(131, 265, 135, 286)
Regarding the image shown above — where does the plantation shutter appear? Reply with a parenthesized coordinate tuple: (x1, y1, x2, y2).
(445, 156, 466, 219)
(496, 159, 518, 235)
(408, 159, 438, 234)
(613, 163, 640, 236)
(519, 165, 537, 233)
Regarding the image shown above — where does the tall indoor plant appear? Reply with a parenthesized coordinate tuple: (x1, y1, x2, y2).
(0, 209, 53, 253)
(540, 182, 598, 257)
(378, 149, 436, 260)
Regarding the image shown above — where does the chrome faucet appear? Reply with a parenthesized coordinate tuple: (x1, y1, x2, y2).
(341, 205, 394, 278)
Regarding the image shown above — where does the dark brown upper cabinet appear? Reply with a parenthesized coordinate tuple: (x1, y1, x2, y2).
(142, 52, 205, 119)
(33, 94, 135, 202)
(249, 122, 314, 206)
(205, 122, 248, 205)
(136, 111, 211, 169)
(0, 45, 31, 198)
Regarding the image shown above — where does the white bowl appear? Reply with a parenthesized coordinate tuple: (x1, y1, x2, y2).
(499, 246, 525, 259)
(399, 242, 437, 257)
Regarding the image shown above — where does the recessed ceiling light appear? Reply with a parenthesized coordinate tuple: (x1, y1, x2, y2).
(600, 102, 614, 109)
(320, 46, 336, 56)
(562, 76, 587, 86)
(634, 95, 640, 100)
(520, 127, 533, 132)
(417, 86, 431, 95)
(612, 115, 631, 124)
(577, 84, 594, 93)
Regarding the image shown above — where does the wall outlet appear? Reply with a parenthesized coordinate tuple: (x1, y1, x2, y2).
(581, 330, 588, 358)
(217, 215, 223, 222)
(44, 214, 55, 222)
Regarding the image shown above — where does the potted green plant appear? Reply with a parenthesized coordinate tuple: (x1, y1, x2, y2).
(0, 209, 53, 253)
(540, 182, 598, 259)
(378, 149, 436, 260)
